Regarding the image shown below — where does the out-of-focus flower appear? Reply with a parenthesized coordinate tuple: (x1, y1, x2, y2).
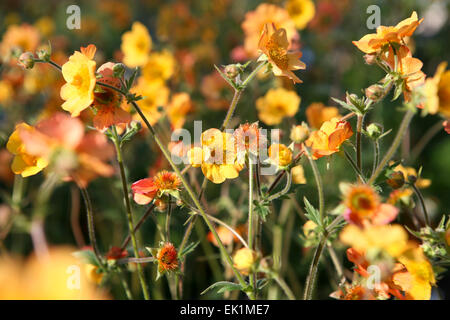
(157, 2, 198, 44)
(6, 123, 49, 177)
(0, 150, 14, 184)
(258, 23, 306, 83)
(188, 128, 243, 184)
(444, 120, 450, 134)
(167, 93, 193, 130)
(381, 45, 425, 102)
(0, 246, 108, 299)
(14, 112, 114, 187)
(233, 248, 257, 275)
(290, 123, 309, 143)
(93, 62, 131, 131)
(131, 170, 181, 205)
(0, 24, 40, 62)
(130, 78, 169, 125)
(392, 163, 431, 189)
(106, 246, 128, 261)
(268, 143, 292, 167)
(342, 184, 399, 227)
(0, 80, 13, 105)
(157, 242, 178, 273)
(142, 50, 176, 84)
(84, 264, 104, 285)
(256, 87, 300, 125)
(242, 3, 297, 58)
(285, 0, 316, 30)
(387, 188, 413, 205)
(352, 11, 423, 54)
(331, 284, 376, 300)
(121, 22, 152, 68)
(306, 117, 353, 159)
(60, 45, 97, 117)
(291, 165, 306, 184)
(98, 0, 131, 29)
(309, 0, 343, 34)
(34, 16, 54, 37)
(303, 220, 317, 238)
(207, 225, 245, 247)
(201, 72, 230, 110)
(423, 62, 450, 118)
(305, 102, 340, 129)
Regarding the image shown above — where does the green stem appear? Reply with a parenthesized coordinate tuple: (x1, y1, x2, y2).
(111, 126, 150, 300)
(304, 147, 324, 223)
(303, 232, 328, 300)
(371, 140, 380, 178)
(411, 183, 430, 227)
(272, 273, 296, 300)
(118, 267, 134, 300)
(344, 149, 367, 183)
(356, 114, 364, 176)
(368, 110, 415, 185)
(165, 195, 172, 241)
(247, 158, 256, 298)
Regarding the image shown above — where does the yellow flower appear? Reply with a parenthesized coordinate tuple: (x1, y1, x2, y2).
(256, 88, 300, 125)
(305, 102, 340, 129)
(142, 50, 176, 84)
(188, 128, 243, 184)
(268, 143, 293, 167)
(352, 11, 423, 54)
(286, 0, 315, 30)
(438, 67, 450, 118)
(121, 22, 152, 68)
(233, 248, 257, 276)
(6, 123, 48, 177)
(422, 62, 447, 115)
(393, 247, 436, 300)
(60, 45, 97, 117)
(84, 264, 104, 285)
(340, 224, 409, 258)
(0, 80, 13, 105)
(392, 163, 431, 189)
(291, 164, 306, 184)
(242, 3, 297, 58)
(131, 78, 169, 126)
(0, 24, 40, 61)
(258, 23, 306, 83)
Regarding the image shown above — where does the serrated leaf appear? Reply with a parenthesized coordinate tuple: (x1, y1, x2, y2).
(201, 281, 242, 295)
(304, 197, 320, 226)
(179, 241, 200, 259)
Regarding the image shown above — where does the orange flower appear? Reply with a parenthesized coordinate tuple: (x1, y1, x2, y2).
(306, 117, 353, 159)
(167, 92, 193, 130)
(258, 23, 306, 83)
(0, 24, 40, 62)
(381, 45, 425, 101)
(353, 11, 423, 54)
(242, 3, 297, 58)
(131, 170, 181, 205)
(331, 284, 376, 300)
(233, 122, 266, 163)
(305, 102, 340, 129)
(93, 62, 131, 131)
(16, 112, 114, 187)
(157, 242, 178, 273)
(207, 225, 244, 247)
(343, 184, 399, 227)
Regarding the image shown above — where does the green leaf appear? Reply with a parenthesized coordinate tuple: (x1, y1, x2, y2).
(254, 200, 270, 221)
(126, 67, 139, 90)
(303, 197, 321, 226)
(214, 64, 237, 89)
(201, 281, 242, 295)
(73, 249, 101, 267)
(179, 241, 200, 259)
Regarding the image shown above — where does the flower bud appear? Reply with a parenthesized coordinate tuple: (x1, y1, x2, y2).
(365, 84, 385, 102)
(290, 123, 309, 143)
(18, 52, 35, 69)
(37, 45, 51, 61)
(113, 63, 126, 78)
(303, 220, 318, 239)
(363, 53, 377, 65)
(233, 248, 257, 275)
(386, 171, 405, 189)
(291, 165, 306, 184)
(365, 123, 383, 140)
(224, 64, 239, 79)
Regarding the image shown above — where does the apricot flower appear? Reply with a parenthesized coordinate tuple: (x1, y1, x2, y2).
(256, 88, 300, 125)
(131, 170, 181, 205)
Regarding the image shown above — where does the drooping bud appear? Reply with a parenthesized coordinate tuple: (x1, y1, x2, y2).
(386, 171, 405, 189)
(365, 84, 385, 102)
(224, 64, 239, 79)
(18, 52, 35, 69)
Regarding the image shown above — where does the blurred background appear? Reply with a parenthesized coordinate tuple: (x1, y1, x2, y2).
(0, 0, 449, 299)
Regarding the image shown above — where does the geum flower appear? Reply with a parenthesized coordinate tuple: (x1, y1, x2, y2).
(233, 122, 266, 163)
(14, 112, 114, 187)
(120, 21, 152, 68)
(156, 242, 178, 274)
(256, 87, 300, 125)
(188, 128, 243, 184)
(342, 184, 399, 227)
(258, 23, 306, 83)
(381, 45, 425, 102)
(352, 11, 423, 54)
(131, 170, 181, 205)
(422, 61, 450, 118)
(305, 117, 353, 159)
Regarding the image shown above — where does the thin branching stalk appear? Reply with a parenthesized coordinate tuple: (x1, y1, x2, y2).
(356, 114, 364, 175)
(410, 120, 444, 161)
(371, 140, 380, 178)
(303, 232, 328, 300)
(304, 147, 324, 222)
(121, 202, 156, 250)
(411, 183, 431, 227)
(247, 157, 257, 298)
(344, 149, 367, 183)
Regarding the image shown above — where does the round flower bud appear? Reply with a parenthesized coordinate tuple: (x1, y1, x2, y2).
(363, 53, 377, 65)
(224, 64, 239, 79)
(366, 123, 383, 140)
(365, 84, 385, 102)
(37, 45, 51, 61)
(290, 124, 309, 143)
(113, 63, 126, 78)
(233, 248, 257, 275)
(291, 165, 306, 184)
(386, 171, 405, 189)
(303, 220, 318, 239)
(18, 52, 35, 69)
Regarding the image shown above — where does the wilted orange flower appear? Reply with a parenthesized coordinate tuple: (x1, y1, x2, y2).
(188, 128, 243, 184)
(381, 45, 425, 101)
(93, 62, 131, 131)
(157, 242, 178, 273)
(14, 112, 114, 187)
(353, 11, 423, 54)
(306, 117, 353, 159)
(305, 102, 340, 129)
(258, 23, 306, 83)
(60, 44, 97, 117)
(268, 143, 293, 167)
(256, 87, 300, 125)
(121, 22, 152, 68)
(343, 184, 399, 227)
(242, 3, 297, 58)
(131, 170, 181, 205)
